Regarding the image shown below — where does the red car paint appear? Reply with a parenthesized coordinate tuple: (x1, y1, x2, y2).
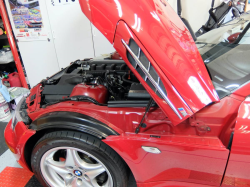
(104, 134, 228, 185)
(4, 92, 244, 186)
(80, 0, 219, 121)
(5, 90, 244, 186)
(113, 21, 193, 125)
(4, 0, 250, 187)
(26, 83, 42, 113)
(222, 97, 250, 187)
(70, 84, 108, 104)
(4, 120, 35, 169)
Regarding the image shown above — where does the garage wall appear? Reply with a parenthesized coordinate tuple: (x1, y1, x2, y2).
(167, 0, 222, 32)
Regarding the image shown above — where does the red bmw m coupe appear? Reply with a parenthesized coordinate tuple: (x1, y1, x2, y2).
(5, 0, 250, 186)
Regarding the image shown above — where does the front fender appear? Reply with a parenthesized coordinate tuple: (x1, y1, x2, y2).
(29, 111, 119, 139)
(103, 133, 229, 185)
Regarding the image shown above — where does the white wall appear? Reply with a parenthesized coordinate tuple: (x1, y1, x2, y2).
(5, 0, 61, 87)
(45, 0, 95, 69)
(167, 0, 222, 32)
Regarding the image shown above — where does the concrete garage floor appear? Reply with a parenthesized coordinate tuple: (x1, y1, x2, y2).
(0, 122, 137, 187)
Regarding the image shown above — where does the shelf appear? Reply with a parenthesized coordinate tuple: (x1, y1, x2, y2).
(0, 35, 7, 40)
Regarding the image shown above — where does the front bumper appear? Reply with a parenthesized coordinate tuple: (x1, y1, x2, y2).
(4, 97, 35, 170)
(5, 120, 35, 170)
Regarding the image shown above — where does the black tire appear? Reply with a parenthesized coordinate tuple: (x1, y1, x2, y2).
(31, 131, 128, 187)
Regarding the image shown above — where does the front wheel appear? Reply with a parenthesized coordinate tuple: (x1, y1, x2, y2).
(31, 131, 128, 187)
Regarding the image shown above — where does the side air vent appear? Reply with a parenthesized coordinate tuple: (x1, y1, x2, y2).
(122, 39, 182, 119)
(126, 39, 167, 98)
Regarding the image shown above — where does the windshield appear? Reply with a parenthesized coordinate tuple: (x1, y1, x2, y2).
(196, 14, 250, 99)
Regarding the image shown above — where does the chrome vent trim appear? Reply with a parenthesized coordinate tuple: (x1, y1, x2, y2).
(122, 39, 182, 119)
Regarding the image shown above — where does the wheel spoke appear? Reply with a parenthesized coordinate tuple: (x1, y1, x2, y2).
(78, 178, 93, 187)
(69, 178, 78, 187)
(47, 166, 65, 186)
(65, 149, 91, 169)
(83, 162, 105, 171)
(46, 158, 75, 186)
(84, 163, 106, 187)
(71, 150, 86, 168)
(85, 163, 106, 180)
(68, 177, 93, 187)
(65, 149, 78, 167)
(47, 159, 69, 178)
(65, 177, 75, 187)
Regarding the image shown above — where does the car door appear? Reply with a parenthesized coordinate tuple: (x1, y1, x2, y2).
(222, 97, 250, 187)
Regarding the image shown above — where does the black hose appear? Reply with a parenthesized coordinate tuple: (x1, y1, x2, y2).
(122, 73, 137, 84)
(42, 95, 107, 108)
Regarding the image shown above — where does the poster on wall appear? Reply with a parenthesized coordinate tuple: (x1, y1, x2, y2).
(6, 0, 48, 41)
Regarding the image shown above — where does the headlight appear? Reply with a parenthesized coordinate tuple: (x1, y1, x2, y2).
(12, 97, 26, 130)
(10, 111, 16, 129)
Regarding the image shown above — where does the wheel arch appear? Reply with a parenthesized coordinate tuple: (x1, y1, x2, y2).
(24, 111, 119, 170)
(30, 111, 119, 139)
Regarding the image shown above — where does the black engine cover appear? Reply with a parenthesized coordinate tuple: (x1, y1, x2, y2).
(128, 83, 150, 99)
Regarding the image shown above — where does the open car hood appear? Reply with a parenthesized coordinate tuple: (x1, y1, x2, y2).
(79, 0, 219, 125)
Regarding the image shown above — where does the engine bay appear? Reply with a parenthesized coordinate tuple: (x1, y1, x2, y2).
(40, 58, 151, 108)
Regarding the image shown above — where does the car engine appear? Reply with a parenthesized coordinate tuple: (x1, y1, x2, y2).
(40, 58, 151, 108)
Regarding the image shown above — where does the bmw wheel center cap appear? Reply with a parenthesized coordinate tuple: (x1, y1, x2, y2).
(74, 170, 83, 177)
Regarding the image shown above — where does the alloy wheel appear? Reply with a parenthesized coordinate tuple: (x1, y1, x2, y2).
(40, 147, 113, 187)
